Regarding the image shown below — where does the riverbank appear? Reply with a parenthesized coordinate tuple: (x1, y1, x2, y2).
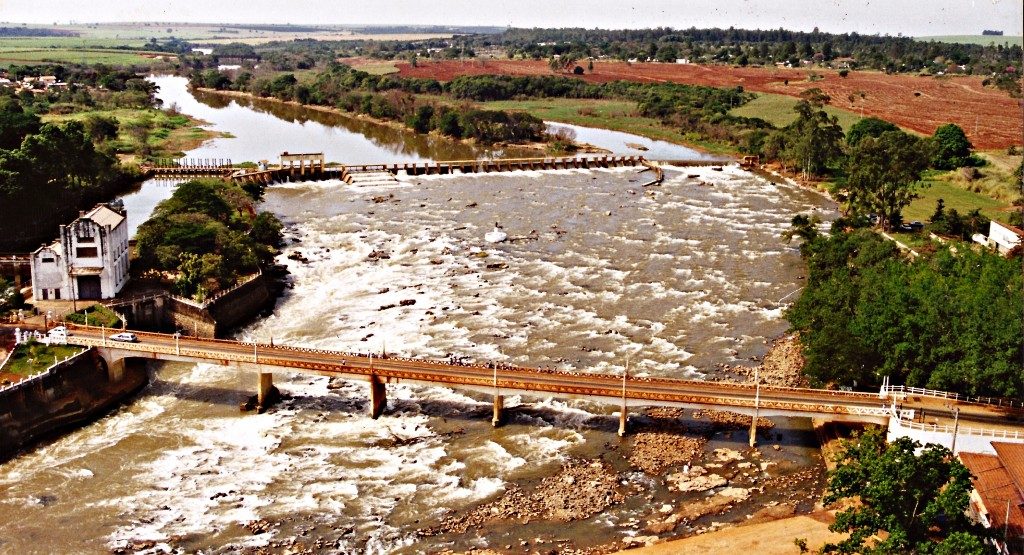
(620, 510, 844, 555)
(41, 107, 223, 166)
(196, 87, 590, 156)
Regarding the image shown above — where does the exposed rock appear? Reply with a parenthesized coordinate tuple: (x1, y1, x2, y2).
(665, 466, 727, 493)
(692, 409, 776, 430)
(628, 432, 705, 475)
(423, 459, 624, 536)
(244, 519, 273, 534)
(715, 334, 808, 388)
(621, 535, 660, 548)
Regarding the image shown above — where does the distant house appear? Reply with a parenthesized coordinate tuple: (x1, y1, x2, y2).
(675, 58, 690, 64)
(974, 220, 1023, 255)
(959, 443, 1024, 554)
(832, 57, 857, 69)
(30, 203, 130, 301)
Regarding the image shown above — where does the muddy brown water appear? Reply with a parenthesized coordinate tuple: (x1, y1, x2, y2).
(0, 76, 836, 554)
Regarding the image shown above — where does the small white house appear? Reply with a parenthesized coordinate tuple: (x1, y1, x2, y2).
(975, 220, 1023, 255)
(31, 203, 130, 301)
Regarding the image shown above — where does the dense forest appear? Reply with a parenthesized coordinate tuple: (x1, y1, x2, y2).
(785, 224, 1022, 398)
(468, 27, 1021, 84)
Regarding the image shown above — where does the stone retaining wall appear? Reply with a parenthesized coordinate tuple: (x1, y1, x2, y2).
(0, 349, 148, 462)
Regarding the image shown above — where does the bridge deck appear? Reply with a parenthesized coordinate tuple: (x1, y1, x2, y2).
(65, 325, 914, 423)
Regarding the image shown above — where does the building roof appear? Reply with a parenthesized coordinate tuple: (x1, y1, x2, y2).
(992, 220, 1024, 237)
(993, 442, 1024, 494)
(960, 449, 1024, 541)
(32, 241, 61, 255)
(81, 204, 125, 229)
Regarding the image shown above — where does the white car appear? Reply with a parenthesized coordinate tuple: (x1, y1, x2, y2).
(48, 326, 69, 338)
(110, 332, 138, 342)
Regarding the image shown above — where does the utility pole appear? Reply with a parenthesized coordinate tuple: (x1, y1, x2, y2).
(950, 407, 960, 454)
(618, 357, 629, 437)
(750, 365, 761, 447)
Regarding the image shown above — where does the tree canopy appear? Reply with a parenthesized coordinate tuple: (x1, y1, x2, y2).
(772, 101, 845, 177)
(135, 178, 282, 300)
(845, 116, 900, 146)
(844, 130, 933, 229)
(786, 226, 1023, 397)
(931, 123, 974, 170)
(823, 428, 992, 554)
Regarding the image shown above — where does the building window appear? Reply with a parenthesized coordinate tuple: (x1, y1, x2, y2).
(77, 235, 95, 243)
(41, 257, 55, 263)
(76, 247, 98, 258)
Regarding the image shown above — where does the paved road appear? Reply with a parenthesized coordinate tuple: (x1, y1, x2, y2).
(64, 325, 1020, 425)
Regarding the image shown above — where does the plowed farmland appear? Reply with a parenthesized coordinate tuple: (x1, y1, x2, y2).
(395, 59, 1023, 149)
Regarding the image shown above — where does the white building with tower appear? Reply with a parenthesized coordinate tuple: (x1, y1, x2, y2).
(30, 203, 130, 301)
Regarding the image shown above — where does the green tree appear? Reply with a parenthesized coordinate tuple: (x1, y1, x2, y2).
(799, 87, 831, 107)
(846, 116, 900, 146)
(784, 101, 845, 177)
(155, 179, 231, 222)
(787, 228, 1023, 397)
(0, 96, 41, 150)
(931, 123, 973, 170)
(844, 130, 932, 230)
(83, 114, 119, 143)
(823, 428, 992, 554)
(174, 252, 206, 300)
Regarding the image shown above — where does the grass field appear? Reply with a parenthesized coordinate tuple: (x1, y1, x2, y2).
(43, 108, 213, 161)
(348, 60, 400, 75)
(0, 37, 152, 49)
(915, 35, 1023, 47)
(482, 97, 737, 154)
(0, 47, 172, 67)
(902, 178, 1009, 222)
(1, 343, 84, 377)
(729, 93, 864, 132)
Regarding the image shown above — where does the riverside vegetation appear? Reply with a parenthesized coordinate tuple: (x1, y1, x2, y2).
(784, 219, 1023, 398)
(134, 178, 283, 301)
(0, 65, 214, 251)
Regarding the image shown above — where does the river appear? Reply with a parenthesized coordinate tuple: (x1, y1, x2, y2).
(0, 76, 835, 554)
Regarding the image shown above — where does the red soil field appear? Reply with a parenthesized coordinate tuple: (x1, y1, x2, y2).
(394, 59, 1023, 149)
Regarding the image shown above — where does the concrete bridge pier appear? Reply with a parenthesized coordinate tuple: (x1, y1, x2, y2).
(492, 394, 504, 427)
(257, 372, 274, 406)
(618, 408, 628, 437)
(748, 415, 758, 447)
(369, 374, 387, 419)
(106, 356, 126, 383)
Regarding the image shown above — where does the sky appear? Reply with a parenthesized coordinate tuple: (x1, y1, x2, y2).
(0, 0, 1022, 37)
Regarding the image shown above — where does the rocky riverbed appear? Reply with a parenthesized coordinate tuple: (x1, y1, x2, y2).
(404, 335, 825, 554)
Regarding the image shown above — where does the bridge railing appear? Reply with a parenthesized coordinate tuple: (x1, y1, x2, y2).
(0, 348, 89, 394)
(882, 385, 1024, 410)
(890, 414, 1024, 440)
(64, 326, 914, 419)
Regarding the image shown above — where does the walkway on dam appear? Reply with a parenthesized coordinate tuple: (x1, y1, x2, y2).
(140, 154, 719, 187)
